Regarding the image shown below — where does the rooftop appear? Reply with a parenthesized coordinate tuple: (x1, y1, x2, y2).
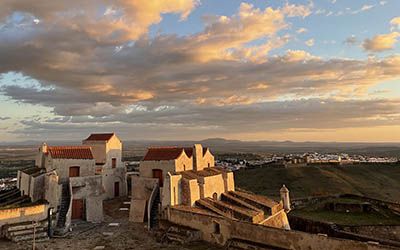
(83, 133, 115, 141)
(48, 146, 94, 160)
(142, 147, 188, 161)
(179, 167, 225, 180)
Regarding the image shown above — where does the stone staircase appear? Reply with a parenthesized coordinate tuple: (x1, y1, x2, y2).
(148, 186, 160, 230)
(0, 187, 31, 207)
(4, 219, 49, 242)
(54, 182, 71, 235)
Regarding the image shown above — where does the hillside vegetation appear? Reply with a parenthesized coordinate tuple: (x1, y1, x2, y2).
(235, 165, 400, 202)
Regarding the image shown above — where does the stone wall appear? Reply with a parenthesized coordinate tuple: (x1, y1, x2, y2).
(50, 158, 96, 183)
(167, 207, 392, 250)
(0, 203, 49, 232)
(202, 174, 226, 200)
(70, 175, 104, 223)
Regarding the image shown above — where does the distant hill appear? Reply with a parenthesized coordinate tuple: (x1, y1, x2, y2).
(234, 165, 400, 202)
(2, 138, 400, 158)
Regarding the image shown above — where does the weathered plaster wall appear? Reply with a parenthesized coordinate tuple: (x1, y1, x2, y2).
(50, 158, 96, 182)
(140, 160, 175, 182)
(29, 173, 45, 202)
(202, 174, 226, 200)
(18, 171, 30, 197)
(162, 174, 182, 207)
(130, 176, 158, 222)
(261, 209, 290, 229)
(44, 172, 62, 212)
(202, 150, 215, 169)
(102, 167, 127, 199)
(70, 175, 104, 223)
(188, 179, 200, 206)
(86, 196, 104, 223)
(167, 207, 391, 250)
(175, 154, 193, 172)
(0, 204, 49, 230)
(223, 172, 235, 192)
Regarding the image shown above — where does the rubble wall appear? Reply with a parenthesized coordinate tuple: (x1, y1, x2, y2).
(167, 207, 392, 250)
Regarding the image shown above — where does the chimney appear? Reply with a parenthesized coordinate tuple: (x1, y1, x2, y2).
(193, 144, 204, 171)
(41, 142, 48, 153)
(35, 142, 48, 168)
(280, 184, 291, 212)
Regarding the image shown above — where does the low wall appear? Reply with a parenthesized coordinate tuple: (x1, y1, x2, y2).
(167, 207, 394, 250)
(0, 203, 49, 234)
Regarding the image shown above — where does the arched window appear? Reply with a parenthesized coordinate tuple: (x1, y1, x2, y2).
(213, 192, 218, 200)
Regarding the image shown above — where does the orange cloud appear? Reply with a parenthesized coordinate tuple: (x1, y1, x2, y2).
(363, 32, 400, 52)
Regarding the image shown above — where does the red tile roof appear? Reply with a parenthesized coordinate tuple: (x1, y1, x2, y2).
(143, 147, 188, 161)
(48, 146, 94, 160)
(84, 133, 115, 141)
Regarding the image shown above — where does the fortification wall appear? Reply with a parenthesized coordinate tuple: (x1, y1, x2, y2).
(0, 203, 49, 234)
(167, 207, 393, 250)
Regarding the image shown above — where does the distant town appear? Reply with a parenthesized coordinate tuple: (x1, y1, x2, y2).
(216, 152, 399, 171)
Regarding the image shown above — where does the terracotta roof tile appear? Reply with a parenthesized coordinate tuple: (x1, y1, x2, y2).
(84, 133, 114, 141)
(142, 147, 188, 161)
(48, 146, 94, 160)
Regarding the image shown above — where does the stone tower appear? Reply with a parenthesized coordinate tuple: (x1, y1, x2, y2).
(193, 144, 204, 171)
(280, 184, 291, 212)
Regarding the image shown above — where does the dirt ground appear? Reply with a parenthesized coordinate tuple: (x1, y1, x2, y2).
(0, 197, 221, 250)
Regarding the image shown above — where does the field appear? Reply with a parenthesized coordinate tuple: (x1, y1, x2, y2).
(234, 164, 400, 202)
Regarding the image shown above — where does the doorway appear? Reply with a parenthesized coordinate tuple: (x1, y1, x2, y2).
(152, 169, 163, 187)
(114, 182, 120, 197)
(71, 199, 84, 219)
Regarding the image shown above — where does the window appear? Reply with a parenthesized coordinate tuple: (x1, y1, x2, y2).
(112, 158, 117, 168)
(69, 166, 80, 177)
(183, 164, 186, 171)
(213, 192, 218, 200)
(213, 221, 221, 234)
(208, 163, 210, 168)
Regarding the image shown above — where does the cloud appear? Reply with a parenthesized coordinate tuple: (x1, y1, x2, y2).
(363, 32, 400, 52)
(296, 28, 307, 34)
(352, 5, 375, 15)
(282, 2, 313, 18)
(391, 17, 400, 30)
(282, 50, 319, 62)
(344, 35, 358, 46)
(305, 38, 315, 47)
(0, 0, 198, 43)
(1, 1, 400, 140)
(10, 98, 400, 140)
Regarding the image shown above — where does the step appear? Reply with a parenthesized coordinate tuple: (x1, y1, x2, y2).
(7, 220, 48, 232)
(165, 232, 186, 244)
(12, 231, 48, 242)
(8, 227, 47, 237)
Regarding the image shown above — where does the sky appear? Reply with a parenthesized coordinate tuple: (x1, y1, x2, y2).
(0, 0, 400, 142)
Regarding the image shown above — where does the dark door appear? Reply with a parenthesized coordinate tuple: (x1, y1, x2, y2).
(152, 169, 163, 187)
(71, 199, 84, 219)
(69, 166, 80, 177)
(114, 182, 120, 197)
(112, 158, 116, 168)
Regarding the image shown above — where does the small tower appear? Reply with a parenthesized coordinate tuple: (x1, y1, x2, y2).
(193, 144, 204, 171)
(280, 184, 291, 212)
(35, 142, 48, 168)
